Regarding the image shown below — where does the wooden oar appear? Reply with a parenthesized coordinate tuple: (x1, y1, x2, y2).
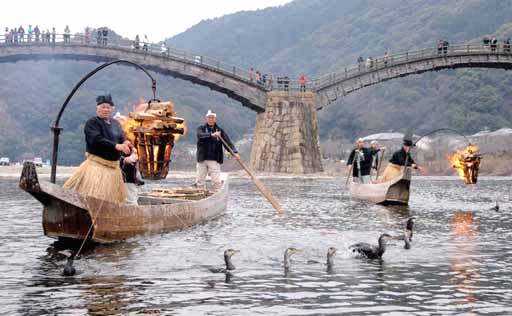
(218, 135, 284, 214)
(345, 156, 355, 186)
(375, 149, 385, 180)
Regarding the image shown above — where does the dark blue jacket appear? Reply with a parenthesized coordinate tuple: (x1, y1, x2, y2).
(196, 123, 237, 164)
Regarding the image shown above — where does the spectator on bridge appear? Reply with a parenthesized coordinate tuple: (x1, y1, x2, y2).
(45, 29, 51, 43)
(84, 27, 90, 44)
(18, 25, 24, 43)
(134, 34, 140, 50)
(13, 28, 18, 44)
(249, 68, 255, 82)
(34, 25, 40, 42)
(300, 74, 306, 92)
(490, 36, 497, 52)
(102, 28, 108, 46)
(195, 109, 239, 190)
(365, 57, 373, 69)
(284, 76, 290, 91)
(357, 56, 364, 71)
(483, 36, 490, 47)
(51, 27, 56, 44)
(64, 25, 71, 43)
(443, 40, 449, 54)
(437, 39, 443, 55)
(504, 38, 511, 53)
(4, 28, 8, 45)
(96, 29, 102, 45)
(27, 25, 33, 43)
(384, 52, 390, 66)
(142, 35, 148, 52)
(40, 30, 45, 43)
(256, 71, 262, 84)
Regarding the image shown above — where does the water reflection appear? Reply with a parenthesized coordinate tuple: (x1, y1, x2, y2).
(450, 211, 479, 314)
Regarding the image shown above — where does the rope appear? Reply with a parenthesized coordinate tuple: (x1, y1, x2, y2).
(75, 199, 105, 258)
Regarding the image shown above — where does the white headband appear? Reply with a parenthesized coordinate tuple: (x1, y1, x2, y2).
(206, 109, 216, 117)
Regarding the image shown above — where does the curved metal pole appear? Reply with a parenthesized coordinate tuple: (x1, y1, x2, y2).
(413, 128, 471, 147)
(50, 59, 157, 183)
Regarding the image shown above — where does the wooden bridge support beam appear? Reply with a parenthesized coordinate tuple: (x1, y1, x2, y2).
(250, 91, 323, 174)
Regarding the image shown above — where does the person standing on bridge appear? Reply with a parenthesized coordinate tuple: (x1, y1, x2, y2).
(102, 28, 108, 46)
(18, 25, 24, 43)
(34, 25, 40, 42)
(300, 74, 306, 92)
(64, 25, 71, 44)
(27, 25, 33, 43)
(195, 110, 239, 190)
(51, 27, 56, 44)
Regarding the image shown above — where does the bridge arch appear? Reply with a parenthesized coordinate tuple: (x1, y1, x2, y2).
(313, 44, 512, 109)
(0, 40, 268, 112)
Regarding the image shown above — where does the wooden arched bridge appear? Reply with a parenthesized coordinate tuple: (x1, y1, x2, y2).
(313, 43, 512, 109)
(2, 34, 512, 174)
(0, 34, 268, 112)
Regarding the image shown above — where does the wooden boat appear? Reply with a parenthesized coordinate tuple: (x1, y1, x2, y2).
(349, 167, 411, 205)
(19, 162, 228, 243)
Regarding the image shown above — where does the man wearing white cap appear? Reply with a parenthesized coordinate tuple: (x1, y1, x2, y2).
(196, 109, 239, 189)
(346, 138, 373, 183)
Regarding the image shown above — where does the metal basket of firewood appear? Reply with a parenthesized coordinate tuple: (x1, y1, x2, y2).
(127, 100, 185, 180)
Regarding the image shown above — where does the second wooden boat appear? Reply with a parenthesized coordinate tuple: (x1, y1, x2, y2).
(19, 162, 229, 243)
(349, 167, 411, 205)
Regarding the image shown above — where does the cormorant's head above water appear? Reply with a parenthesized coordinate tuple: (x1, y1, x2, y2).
(221, 249, 239, 271)
(326, 247, 337, 266)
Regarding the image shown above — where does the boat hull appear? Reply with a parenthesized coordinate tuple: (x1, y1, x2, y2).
(19, 162, 228, 243)
(349, 168, 411, 205)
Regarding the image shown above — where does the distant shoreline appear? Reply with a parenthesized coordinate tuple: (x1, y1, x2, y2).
(1, 165, 511, 180)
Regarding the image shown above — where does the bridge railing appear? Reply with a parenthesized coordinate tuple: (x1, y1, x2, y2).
(0, 33, 268, 91)
(313, 43, 512, 91)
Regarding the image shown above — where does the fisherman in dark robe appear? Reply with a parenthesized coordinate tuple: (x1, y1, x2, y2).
(347, 138, 373, 183)
(376, 135, 421, 183)
(63, 95, 131, 203)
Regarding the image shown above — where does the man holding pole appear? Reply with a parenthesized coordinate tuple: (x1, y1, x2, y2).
(196, 110, 239, 190)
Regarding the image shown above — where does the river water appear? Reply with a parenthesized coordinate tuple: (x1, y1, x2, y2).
(0, 176, 511, 315)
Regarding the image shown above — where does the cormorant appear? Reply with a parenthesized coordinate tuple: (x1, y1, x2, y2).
(349, 234, 392, 259)
(326, 247, 337, 273)
(62, 254, 76, 276)
(284, 247, 301, 272)
(208, 249, 239, 273)
(403, 217, 414, 249)
(490, 200, 499, 212)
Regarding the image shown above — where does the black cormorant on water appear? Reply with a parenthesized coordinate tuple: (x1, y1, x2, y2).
(403, 217, 414, 249)
(60, 250, 76, 276)
(349, 234, 393, 259)
(208, 249, 239, 273)
(284, 247, 301, 273)
(326, 247, 337, 273)
(490, 200, 500, 212)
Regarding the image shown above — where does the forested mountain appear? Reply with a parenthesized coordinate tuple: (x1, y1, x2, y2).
(1, 0, 512, 164)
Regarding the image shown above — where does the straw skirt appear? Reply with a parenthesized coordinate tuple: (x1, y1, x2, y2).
(63, 154, 127, 204)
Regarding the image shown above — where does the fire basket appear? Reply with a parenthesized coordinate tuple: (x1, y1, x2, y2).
(449, 145, 481, 185)
(125, 100, 185, 180)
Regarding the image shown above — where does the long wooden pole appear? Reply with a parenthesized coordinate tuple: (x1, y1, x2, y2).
(375, 149, 385, 180)
(218, 135, 284, 214)
(345, 155, 356, 186)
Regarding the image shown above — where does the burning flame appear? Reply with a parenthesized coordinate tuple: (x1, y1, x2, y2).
(114, 100, 186, 180)
(448, 145, 480, 184)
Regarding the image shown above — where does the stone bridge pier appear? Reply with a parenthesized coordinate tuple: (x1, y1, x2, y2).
(250, 91, 323, 173)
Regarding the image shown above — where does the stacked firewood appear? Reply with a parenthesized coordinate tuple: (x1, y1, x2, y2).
(127, 101, 185, 180)
(143, 186, 211, 200)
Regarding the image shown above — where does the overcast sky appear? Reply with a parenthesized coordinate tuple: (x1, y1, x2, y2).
(2, 0, 293, 42)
